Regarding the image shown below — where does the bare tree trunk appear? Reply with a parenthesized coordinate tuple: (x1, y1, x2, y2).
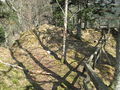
(115, 27, 120, 90)
(76, 1, 81, 39)
(62, 0, 68, 62)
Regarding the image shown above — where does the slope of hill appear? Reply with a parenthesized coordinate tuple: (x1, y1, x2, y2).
(0, 24, 116, 89)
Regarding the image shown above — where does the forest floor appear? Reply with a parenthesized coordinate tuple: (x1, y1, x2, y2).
(0, 24, 116, 90)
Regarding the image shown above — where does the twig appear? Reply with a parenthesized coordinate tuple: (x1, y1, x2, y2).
(0, 60, 23, 69)
(56, 0, 65, 15)
(5, 0, 17, 12)
(69, 9, 81, 21)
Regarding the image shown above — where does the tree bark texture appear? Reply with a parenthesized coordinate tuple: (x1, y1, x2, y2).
(115, 27, 120, 90)
(62, 0, 68, 62)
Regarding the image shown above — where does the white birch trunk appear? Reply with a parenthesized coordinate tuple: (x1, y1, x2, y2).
(62, 0, 68, 62)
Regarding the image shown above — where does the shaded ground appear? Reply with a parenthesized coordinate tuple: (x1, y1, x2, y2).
(0, 24, 116, 89)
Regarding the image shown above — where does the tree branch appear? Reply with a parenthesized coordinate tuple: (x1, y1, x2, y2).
(0, 60, 23, 69)
(56, 0, 65, 15)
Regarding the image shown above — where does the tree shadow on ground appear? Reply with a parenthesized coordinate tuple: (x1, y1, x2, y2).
(15, 40, 80, 90)
(9, 26, 116, 89)
(33, 28, 116, 87)
(35, 27, 116, 67)
(33, 30, 86, 77)
(9, 48, 44, 90)
(70, 39, 116, 66)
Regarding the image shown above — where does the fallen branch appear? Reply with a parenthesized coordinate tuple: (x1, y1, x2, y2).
(84, 62, 109, 90)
